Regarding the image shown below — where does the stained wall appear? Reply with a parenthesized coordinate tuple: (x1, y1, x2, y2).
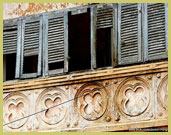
(3, 3, 88, 20)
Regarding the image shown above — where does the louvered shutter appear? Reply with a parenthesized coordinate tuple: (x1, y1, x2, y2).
(143, 3, 168, 61)
(96, 4, 114, 29)
(43, 11, 68, 76)
(21, 15, 42, 78)
(118, 3, 142, 65)
(3, 19, 22, 79)
(3, 19, 18, 55)
(91, 4, 117, 69)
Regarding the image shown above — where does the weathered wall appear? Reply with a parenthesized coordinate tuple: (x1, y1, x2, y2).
(3, 62, 168, 132)
(3, 3, 88, 20)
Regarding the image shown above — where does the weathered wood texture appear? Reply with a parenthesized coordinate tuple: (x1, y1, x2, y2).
(3, 61, 168, 92)
(3, 61, 168, 132)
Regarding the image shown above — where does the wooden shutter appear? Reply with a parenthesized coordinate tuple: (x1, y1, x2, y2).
(21, 15, 42, 78)
(3, 19, 18, 55)
(118, 3, 142, 65)
(143, 3, 168, 61)
(96, 4, 114, 29)
(43, 11, 68, 76)
(91, 4, 117, 68)
(3, 19, 22, 79)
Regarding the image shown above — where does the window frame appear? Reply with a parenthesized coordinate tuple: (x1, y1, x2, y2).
(91, 3, 118, 69)
(20, 14, 43, 79)
(3, 18, 21, 80)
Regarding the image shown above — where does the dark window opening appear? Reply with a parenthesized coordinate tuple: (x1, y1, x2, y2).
(23, 55, 38, 74)
(68, 8, 91, 72)
(49, 61, 64, 70)
(5, 53, 16, 81)
(96, 28, 112, 68)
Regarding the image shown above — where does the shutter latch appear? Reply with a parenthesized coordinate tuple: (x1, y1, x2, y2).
(121, 40, 125, 45)
(66, 56, 70, 61)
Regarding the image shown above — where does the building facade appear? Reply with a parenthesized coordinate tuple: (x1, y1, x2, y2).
(3, 3, 168, 132)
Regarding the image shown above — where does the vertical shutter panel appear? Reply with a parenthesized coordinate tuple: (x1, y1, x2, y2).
(118, 3, 142, 65)
(96, 4, 114, 29)
(44, 11, 68, 76)
(48, 16, 64, 64)
(3, 19, 21, 79)
(3, 21, 18, 55)
(24, 21, 40, 56)
(143, 3, 168, 61)
(21, 16, 42, 78)
(93, 4, 117, 68)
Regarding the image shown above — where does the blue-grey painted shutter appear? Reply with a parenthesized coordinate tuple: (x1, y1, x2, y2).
(3, 20, 18, 55)
(3, 19, 22, 79)
(44, 11, 68, 76)
(96, 4, 114, 29)
(118, 3, 142, 65)
(21, 15, 42, 78)
(91, 4, 117, 68)
(143, 3, 168, 61)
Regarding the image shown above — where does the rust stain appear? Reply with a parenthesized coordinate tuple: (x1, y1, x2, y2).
(61, 3, 67, 8)
(4, 3, 88, 19)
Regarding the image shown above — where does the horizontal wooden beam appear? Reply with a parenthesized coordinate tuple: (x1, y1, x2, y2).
(3, 61, 168, 93)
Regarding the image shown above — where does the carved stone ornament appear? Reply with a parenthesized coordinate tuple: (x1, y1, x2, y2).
(3, 92, 29, 129)
(115, 77, 150, 118)
(36, 87, 68, 125)
(75, 83, 108, 121)
(157, 75, 168, 110)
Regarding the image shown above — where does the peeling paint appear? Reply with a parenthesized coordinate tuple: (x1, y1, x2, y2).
(3, 3, 88, 20)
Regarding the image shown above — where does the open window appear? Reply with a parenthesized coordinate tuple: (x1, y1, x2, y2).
(95, 4, 116, 68)
(90, 4, 117, 69)
(3, 19, 18, 81)
(20, 15, 42, 79)
(68, 7, 91, 72)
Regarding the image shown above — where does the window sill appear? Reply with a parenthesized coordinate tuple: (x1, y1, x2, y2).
(3, 61, 168, 93)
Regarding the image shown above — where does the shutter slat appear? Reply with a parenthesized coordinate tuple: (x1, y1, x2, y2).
(48, 46, 64, 51)
(122, 52, 138, 58)
(48, 17, 63, 22)
(48, 31, 64, 36)
(48, 58, 64, 64)
(49, 49, 64, 54)
(48, 51, 64, 56)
